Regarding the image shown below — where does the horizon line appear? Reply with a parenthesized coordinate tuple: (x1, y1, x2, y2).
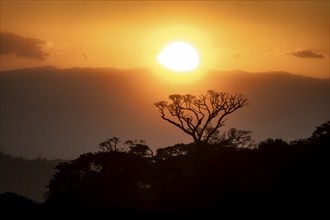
(1, 65, 329, 80)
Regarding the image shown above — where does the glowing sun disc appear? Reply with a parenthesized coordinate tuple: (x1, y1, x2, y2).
(157, 41, 200, 72)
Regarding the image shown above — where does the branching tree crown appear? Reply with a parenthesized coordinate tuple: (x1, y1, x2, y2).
(154, 90, 248, 144)
(99, 137, 120, 152)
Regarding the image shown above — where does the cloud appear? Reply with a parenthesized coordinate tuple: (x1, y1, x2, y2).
(233, 54, 241, 58)
(0, 32, 49, 60)
(287, 49, 324, 59)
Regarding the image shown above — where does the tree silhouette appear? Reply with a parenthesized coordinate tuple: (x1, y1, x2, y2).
(46, 151, 152, 214)
(99, 137, 120, 152)
(210, 128, 255, 148)
(154, 90, 248, 144)
(125, 139, 154, 157)
(42, 121, 328, 216)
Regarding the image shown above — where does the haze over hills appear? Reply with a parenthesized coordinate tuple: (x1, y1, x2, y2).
(0, 66, 329, 159)
(0, 151, 62, 202)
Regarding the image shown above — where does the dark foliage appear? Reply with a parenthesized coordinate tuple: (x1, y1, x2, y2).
(5, 121, 328, 217)
(0, 192, 37, 216)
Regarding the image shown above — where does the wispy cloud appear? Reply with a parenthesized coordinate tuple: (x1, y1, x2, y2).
(0, 32, 49, 60)
(287, 49, 324, 59)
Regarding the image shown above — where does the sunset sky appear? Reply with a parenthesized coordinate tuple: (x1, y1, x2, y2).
(1, 2, 329, 208)
(1, 1, 329, 78)
(0, 1, 329, 159)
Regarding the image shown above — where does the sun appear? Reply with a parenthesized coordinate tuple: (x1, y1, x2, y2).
(157, 41, 200, 72)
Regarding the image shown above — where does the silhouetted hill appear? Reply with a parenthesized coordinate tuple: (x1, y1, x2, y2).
(1, 66, 328, 159)
(206, 70, 329, 140)
(0, 151, 62, 202)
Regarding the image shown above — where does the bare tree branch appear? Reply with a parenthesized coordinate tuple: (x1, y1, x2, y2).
(154, 90, 248, 144)
(99, 137, 121, 152)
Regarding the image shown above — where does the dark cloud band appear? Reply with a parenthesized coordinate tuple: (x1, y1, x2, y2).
(0, 32, 49, 60)
(288, 50, 324, 59)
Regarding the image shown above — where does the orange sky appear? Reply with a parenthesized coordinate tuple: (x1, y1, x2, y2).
(1, 1, 329, 78)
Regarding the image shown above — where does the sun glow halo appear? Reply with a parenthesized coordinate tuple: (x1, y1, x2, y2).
(157, 41, 200, 72)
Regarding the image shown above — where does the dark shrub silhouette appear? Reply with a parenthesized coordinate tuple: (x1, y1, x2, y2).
(46, 151, 154, 215)
(44, 121, 329, 216)
(0, 191, 37, 214)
